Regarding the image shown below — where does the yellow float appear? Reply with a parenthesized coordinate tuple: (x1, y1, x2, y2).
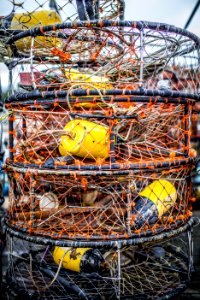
(59, 119, 110, 159)
(53, 246, 104, 273)
(139, 179, 177, 217)
(10, 10, 62, 50)
(65, 69, 113, 90)
(132, 179, 177, 229)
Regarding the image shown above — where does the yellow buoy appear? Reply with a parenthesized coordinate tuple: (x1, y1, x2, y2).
(53, 246, 104, 273)
(139, 179, 177, 217)
(59, 119, 110, 159)
(10, 10, 62, 50)
(132, 179, 177, 228)
(65, 69, 113, 90)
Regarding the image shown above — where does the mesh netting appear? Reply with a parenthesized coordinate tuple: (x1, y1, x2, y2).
(0, 4, 199, 299)
(0, 1, 125, 61)
(5, 162, 194, 240)
(4, 21, 200, 93)
(3, 22, 199, 172)
(0, 0, 124, 22)
(4, 228, 193, 299)
(5, 93, 196, 167)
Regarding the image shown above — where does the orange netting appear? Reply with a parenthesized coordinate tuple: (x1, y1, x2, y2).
(0, 1, 125, 61)
(5, 96, 195, 167)
(0, 4, 199, 300)
(2, 17, 199, 244)
(6, 163, 194, 240)
(6, 22, 200, 92)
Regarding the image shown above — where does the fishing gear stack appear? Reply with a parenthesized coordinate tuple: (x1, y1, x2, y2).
(0, 1, 200, 299)
(4, 225, 194, 299)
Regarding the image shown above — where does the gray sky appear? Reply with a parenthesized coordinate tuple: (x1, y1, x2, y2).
(1, 0, 199, 35)
(125, 0, 200, 37)
(0, 0, 199, 91)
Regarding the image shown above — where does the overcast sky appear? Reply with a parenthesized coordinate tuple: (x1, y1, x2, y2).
(125, 0, 200, 36)
(1, 0, 199, 35)
(0, 0, 199, 91)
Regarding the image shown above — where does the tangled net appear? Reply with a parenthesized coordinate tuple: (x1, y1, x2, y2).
(0, 3, 199, 300)
(3, 21, 199, 241)
(5, 161, 195, 240)
(0, 1, 125, 61)
(2, 21, 199, 93)
(5, 92, 196, 167)
(4, 225, 194, 299)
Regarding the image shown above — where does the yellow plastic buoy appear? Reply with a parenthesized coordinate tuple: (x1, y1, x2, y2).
(73, 101, 107, 109)
(132, 179, 177, 229)
(65, 69, 113, 89)
(10, 10, 62, 50)
(53, 247, 104, 273)
(139, 179, 177, 217)
(59, 119, 110, 159)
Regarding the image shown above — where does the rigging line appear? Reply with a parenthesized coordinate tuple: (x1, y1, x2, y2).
(184, 0, 200, 29)
(76, 0, 87, 20)
(118, 0, 125, 21)
(85, 0, 96, 20)
(76, 0, 98, 20)
(49, 0, 61, 17)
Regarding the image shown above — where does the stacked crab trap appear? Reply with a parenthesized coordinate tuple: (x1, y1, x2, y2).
(2, 17, 200, 299)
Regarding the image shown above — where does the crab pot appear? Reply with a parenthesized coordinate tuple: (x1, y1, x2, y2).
(3, 221, 194, 300)
(5, 159, 195, 241)
(5, 92, 197, 165)
(1, 2, 124, 56)
(6, 21, 200, 94)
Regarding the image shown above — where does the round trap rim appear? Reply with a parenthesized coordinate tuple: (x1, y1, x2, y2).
(3, 217, 195, 248)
